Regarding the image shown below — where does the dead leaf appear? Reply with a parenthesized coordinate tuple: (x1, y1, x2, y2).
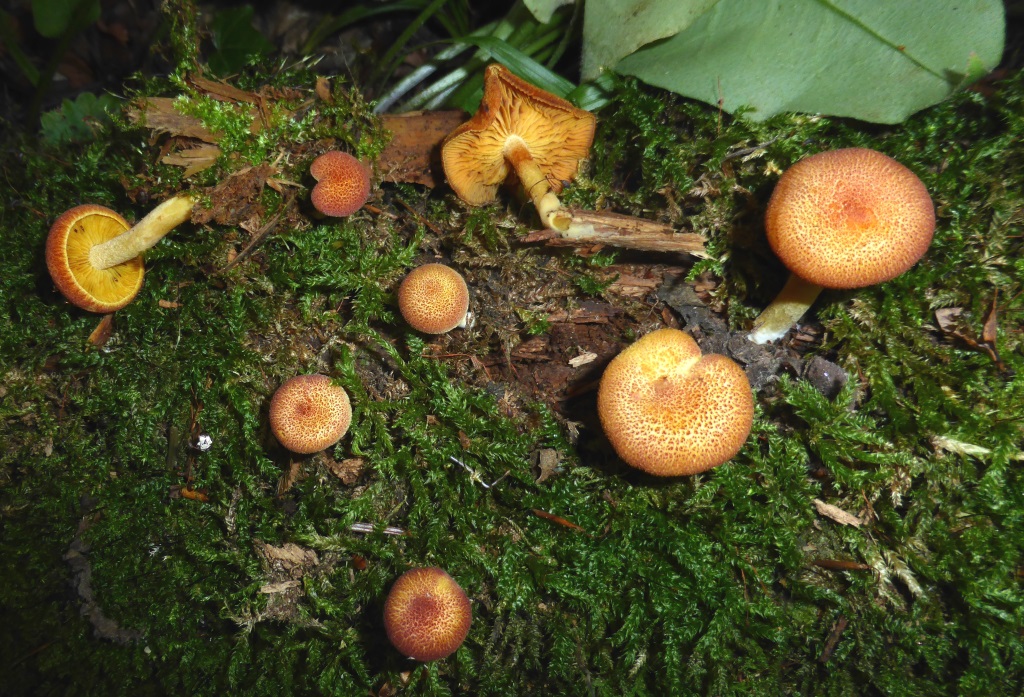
(256, 541, 319, 572)
(982, 292, 998, 345)
(934, 307, 963, 332)
(277, 460, 302, 496)
(532, 508, 587, 533)
(324, 457, 364, 485)
(379, 110, 467, 187)
(129, 97, 218, 142)
(534, 449, 560, 484)
(87, 314, 114, 347)
(161, 144, 222, 178)
(188, 73, 259, 104)
(568, 351, 598, 368)
(813, 499, 863, 528)
(315, 76, 333, 103)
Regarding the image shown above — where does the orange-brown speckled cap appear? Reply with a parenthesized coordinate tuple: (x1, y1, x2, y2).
(269, 374, 352, 454)
(766, 147, 935, 290)
(310, 151, 371, 217)
(45, 204, 143, 313)
(383, 567, 471, 662)
(397, 263, 469, 334)
(597, 328, 753, 476)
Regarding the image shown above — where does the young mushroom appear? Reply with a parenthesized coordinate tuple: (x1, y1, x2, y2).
(309, 151, 371, 217)
(45, 195, 195, 313)
(383, 567, 472, 662)
(442, 63, 596, 232)
(748, 148, 935, 344)
(268, 374, 352, 454)
(598, 328, 753, 476)
(397, 263, 470, 334)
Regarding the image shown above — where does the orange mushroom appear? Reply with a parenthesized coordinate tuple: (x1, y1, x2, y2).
(442, 64, 596, 232)
(383, 567, 471, 662)
(748, 148, 935, 344)
(46, 195, 195, 313)
(598, 328, 753, 476)
(309, 151, 371, 217)
(397, 263, 470, 334)
(268, 375, 352, 454)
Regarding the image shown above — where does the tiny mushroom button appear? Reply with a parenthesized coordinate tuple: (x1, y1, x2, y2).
(397, 263, 470, 334)
(597, 328, 754, 477)
(268, 374, 352, 454)
(309, 151, 371, 217)
(748, 147, 935, 344)
(442, 63, 596, 232)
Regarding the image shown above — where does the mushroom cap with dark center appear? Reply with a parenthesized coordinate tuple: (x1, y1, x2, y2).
(269, 374, 352, 454)
(397, 264, 470, 334)
(441, 64, 596, 206)
(383, 567, 472, 662)
(766, 147, 935, 289)
(310, 151, 371, 217)
(45, 204, 143, 313)
(597, 328, 753, 476)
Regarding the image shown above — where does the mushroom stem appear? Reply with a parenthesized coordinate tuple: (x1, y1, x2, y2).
(89, 195, 195, 270)
(747, 273, 824, 344)
(504, 136, 571, 232)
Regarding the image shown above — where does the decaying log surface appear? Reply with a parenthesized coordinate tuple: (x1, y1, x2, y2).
(523, 209, 707, 256)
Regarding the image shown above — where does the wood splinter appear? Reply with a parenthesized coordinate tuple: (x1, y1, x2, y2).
(524, 209, 707, 256)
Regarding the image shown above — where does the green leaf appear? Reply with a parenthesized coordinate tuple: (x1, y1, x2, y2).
(453, 35, 576, 98)
(523, 0, 574, 24)
(587, 0, 1005, 124)
(39, 91, 119, 146)
(207, 5, 275, 76)
(31, 0, 100, 39)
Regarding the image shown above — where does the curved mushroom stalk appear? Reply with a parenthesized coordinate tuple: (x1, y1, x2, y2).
(503, 136, 572, 231)
(89, 194, 195, 270)
(747, 274, 824, 344)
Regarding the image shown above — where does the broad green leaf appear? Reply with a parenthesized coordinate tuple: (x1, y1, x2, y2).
(581, 0, 719, 81)
(39, 91, 119, 146)
(523, 0, 573, 24)
(32, 0, 100, 39)
(608, 0, 1005, 123)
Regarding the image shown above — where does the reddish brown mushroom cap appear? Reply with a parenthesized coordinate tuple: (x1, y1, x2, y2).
(441, 64, 596, 207)
(310, 151, 371, 217)
(766, 147, 935, 289)
(397, 264, 470, 334)
(268, 375, 352, 454)
(383, 567, 472, 662)
(597, 328, 754, 476)
(45, 204, 143, 313)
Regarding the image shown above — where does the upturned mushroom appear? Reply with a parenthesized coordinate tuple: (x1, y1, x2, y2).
(309, 151, 371, 217)
(598, 328, 753, 476)
(383, 566, 471, 662)
(442, 63, 596, 232)
(268, 374, 352, 454)
(748, 148, 935, 344)
(397, 263, 470, 334)
(46, 195, 195, 313)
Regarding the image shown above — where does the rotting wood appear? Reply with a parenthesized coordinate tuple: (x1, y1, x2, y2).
(523, 209, 707, 256)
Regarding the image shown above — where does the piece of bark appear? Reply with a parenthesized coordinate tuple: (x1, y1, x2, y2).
(129, 97, 218, 143)
(813, 499, 863, 528)
(524, 209, 707, 256)
(379, 110, 467, 187)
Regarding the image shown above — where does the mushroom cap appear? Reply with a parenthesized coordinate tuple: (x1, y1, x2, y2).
(268, 374, 352, 454)
(383, 567, 472, 662)
(310, 151, 371, 217)
(45, 204, 144, 313)
(397, 264, 469, 334)
(597, 328, 753, 476)
(441, 63, 596, 206)
(766, 147, 935, 290)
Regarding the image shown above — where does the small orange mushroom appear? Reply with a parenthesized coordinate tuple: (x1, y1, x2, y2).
(397, 263, 470, 334)
(46, 196, 195, 313)
(748, 148, 935, 344)
(442, 64, 596, 232)
(268, 375, 352, 454)
(598, 328, 753, 476)
(309, 151, 371, 217)
(383, 567, 471, 662)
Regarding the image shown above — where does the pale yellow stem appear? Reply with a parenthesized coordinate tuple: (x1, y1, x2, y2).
(747, 273, 824, 344)
(503, 136, 571, 232)
(90, 195, 195, 270)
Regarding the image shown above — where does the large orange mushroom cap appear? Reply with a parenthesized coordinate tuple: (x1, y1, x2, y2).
(45, 204, 143, 313)
(310, 151, 371, 217)
(442, 64, 596, 208)
(766, 147, 935, 289)
(397, 263, 470, 334)
(383, 567, 472, 662)
(598, 328, 753, 476)
(269, 375, 352, 454)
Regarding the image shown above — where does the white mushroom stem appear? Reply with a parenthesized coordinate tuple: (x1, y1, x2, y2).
(503, 136, 572, 232)
(747, 273, 824, 344)
(89, 195, 195, 270)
